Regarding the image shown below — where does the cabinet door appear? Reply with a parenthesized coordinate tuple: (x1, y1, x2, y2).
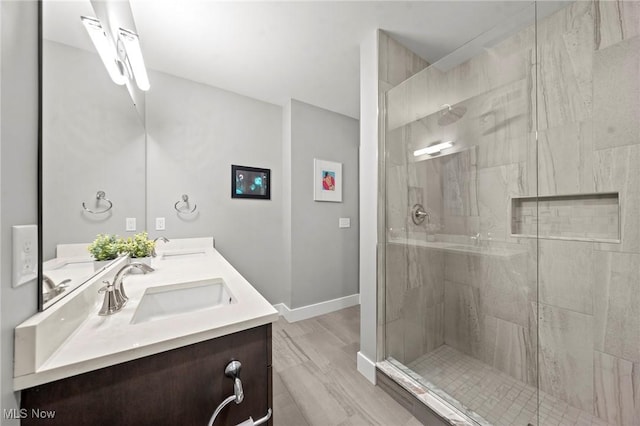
(21, 324, 272, 426)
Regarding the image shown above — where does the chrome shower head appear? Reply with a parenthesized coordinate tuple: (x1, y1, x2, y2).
(437, 103, 467, 126)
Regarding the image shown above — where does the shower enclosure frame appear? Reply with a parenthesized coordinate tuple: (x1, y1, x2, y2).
(376, 1, 640, 425)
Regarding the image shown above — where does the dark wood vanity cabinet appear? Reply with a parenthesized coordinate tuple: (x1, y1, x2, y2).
(21, 324, 273, 426)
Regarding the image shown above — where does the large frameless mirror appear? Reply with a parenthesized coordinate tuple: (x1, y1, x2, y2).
(39, 0, 146, 309)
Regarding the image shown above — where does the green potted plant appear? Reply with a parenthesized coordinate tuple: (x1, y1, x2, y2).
(88, 234, 121, 270)
(118, 232, 155, 266)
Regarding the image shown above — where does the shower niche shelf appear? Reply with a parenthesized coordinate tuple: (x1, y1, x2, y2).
(511, 192, 620, 243)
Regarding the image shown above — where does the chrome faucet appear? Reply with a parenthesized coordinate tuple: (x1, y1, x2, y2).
(151, 236, 170, 257)
(42, 275, 70, 303)
(470, 233, 481, 246)
(98, 280, 125, 315)
(42, 275, 56, 292)
(112, 262, 155, 302)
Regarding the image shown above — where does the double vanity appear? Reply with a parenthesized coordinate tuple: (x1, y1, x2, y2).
(14, 237, 278, 425)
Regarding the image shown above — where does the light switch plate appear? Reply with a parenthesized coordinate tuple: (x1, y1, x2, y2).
(126, 217, 136, 232)
(12, 225, 38, 288)
(156, 217, 166, 231)
(339, 218, 351, 228)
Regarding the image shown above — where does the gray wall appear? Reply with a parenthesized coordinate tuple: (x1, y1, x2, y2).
(1, 1, 39, 421)
(145, 70, 286, 304)
(146, 79, 360, 308)
(288, 99, 359, 309)
(281, 101, 293, 307)
(42, 41, 146, 260)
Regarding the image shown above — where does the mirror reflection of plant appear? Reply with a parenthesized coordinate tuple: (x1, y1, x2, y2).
(119, 232, 155, 259)
(88, 234, 121, 261)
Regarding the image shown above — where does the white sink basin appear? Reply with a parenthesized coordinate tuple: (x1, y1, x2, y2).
(131, 279, 234, 324)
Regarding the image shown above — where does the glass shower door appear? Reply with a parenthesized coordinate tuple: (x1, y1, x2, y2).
(383, 3, 539, 424)
(382, 1, 640, 426)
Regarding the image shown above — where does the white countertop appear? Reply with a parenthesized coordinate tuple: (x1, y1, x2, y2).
(14, 240, 279, 390)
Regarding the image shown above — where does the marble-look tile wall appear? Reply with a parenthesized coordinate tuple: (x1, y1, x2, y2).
(512, 193, 620, 241)
(383, 1, 640, 424)
(535, 2, 639, 422)
(378, 30, 430, 363)
(443, 249, 537, 387)
(379, 31, 429, 92)
(385, 243, 445, 365)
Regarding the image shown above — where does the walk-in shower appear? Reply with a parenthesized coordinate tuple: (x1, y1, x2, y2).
(378, 1, 639, 425)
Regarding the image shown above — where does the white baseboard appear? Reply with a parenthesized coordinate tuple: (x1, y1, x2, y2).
(273, 293, 360, 323)
(357, 351, 377, 385)
(272, 303, 288, 317)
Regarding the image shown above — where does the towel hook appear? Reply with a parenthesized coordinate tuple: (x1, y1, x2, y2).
(174, 194, 197, 214)
(82, 190, 113, 214)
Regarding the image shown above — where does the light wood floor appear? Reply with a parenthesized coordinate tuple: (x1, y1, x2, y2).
(272, 306, 421, 426)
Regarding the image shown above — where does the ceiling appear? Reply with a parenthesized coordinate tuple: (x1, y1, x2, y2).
(44, 1, 570, 119)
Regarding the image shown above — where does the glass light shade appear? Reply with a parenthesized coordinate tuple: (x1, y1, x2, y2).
(80, 16, 127, 85)
(413, 141, 453, 157)
(118, 28, 150, 91)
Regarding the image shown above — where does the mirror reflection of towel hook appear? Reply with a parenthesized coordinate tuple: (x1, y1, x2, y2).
(174, 194, 197, 214)
(82, 190, 113, 214)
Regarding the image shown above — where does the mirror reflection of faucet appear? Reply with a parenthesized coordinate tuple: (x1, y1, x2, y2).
(151, 236, 170, 257)
(42, 275, 71, 303)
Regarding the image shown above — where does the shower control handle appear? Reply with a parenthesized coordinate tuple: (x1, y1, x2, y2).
(411, 204, 430, 225)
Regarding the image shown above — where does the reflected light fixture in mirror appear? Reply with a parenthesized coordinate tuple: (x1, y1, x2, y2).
(80, 16, 127, 85)
(118, 28, 150, 91)
(413, 141, 454, 157)
(80, 16, 150, 91)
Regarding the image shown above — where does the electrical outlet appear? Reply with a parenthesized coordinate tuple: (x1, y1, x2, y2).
(12, 225, 38, 288)
(126, 217, 137, 232)
(156, 217, 166, 231)
(339, 217, 351, 228)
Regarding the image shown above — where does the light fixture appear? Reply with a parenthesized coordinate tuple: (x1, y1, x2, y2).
(118, 28, 150, 91)
(413, 141, 454, 157)
(80, 16, 150, 91)
(80, 16, 127, 85)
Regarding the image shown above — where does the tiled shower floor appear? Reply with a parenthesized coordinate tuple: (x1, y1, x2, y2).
(407, 345, 613, 426)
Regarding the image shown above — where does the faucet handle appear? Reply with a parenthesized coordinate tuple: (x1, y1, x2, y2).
(98, 280, 113, 294)
(98, 280, 125, 315)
